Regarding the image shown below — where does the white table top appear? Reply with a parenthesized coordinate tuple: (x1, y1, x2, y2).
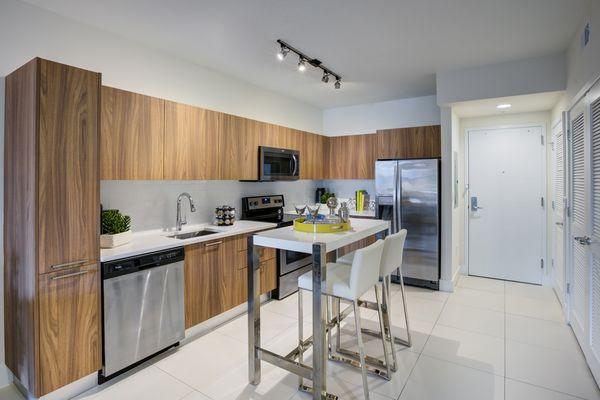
(252, 218, 390, 253)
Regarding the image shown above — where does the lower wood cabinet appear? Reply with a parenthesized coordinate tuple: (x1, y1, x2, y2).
(38, 264, 101, 395)
(184, 235, 277, 329)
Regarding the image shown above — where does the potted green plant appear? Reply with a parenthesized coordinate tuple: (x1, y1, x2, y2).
(100, 209, 132, 248)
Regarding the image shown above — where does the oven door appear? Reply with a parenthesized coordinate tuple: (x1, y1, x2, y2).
(260, 146, 299, 181)
(279, 249, 311, 275)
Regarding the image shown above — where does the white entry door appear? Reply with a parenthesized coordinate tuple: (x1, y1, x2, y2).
(551, 120, 566, 306)
(468, 126, 544, 284)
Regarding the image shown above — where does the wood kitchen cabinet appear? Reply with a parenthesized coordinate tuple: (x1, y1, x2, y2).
(101, 86, 165, 179)
(301, 131, 326, 180)
(184, 234, 277, 329)
(38, 264, 101, 394)
(163, 101, 224, 180)
(377, 125, 441, 159)
(4, 58, 101, 397)
(326, 133, 377, 179)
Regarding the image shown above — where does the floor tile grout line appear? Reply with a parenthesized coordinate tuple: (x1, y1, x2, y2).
(154, 364, 215, 400)
(505, 376, 591, 400)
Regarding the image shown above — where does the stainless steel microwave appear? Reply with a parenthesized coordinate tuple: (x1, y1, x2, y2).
(259, 146, 300, 181)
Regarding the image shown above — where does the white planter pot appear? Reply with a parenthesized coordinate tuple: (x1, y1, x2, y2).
(100, 230, 132, 248)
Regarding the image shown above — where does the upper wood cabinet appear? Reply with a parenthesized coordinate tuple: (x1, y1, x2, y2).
(4, 58, 101, 397)
(326, 134, 377, 179)
(163, 101, 223, 180)
(377, 125, 441, 159)
(38, 61, 100, 273)
(101, 86, 164, 179)
(301, 131, 326, 180)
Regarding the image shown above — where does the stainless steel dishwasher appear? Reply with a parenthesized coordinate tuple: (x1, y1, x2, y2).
(100, 247, 185, 381)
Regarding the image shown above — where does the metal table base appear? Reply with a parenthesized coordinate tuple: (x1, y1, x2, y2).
(248, 238, 337, 399)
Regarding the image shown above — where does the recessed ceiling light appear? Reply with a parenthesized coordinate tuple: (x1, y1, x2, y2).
(496, 103, 512, 110)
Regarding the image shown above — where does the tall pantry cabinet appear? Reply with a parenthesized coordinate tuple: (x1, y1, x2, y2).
(4, 58, 101, 397)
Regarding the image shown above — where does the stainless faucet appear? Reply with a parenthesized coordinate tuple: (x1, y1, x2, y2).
(176, 192, 196, 231)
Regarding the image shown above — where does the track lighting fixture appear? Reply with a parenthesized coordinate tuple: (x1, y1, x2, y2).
(276, 39, 342, 89)
(277, 45, 289, 61)
(297, 58, 307, 72)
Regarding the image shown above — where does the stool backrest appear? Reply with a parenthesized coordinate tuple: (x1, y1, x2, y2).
(380, 229, 408, 277)
(349, 239, 385, 297)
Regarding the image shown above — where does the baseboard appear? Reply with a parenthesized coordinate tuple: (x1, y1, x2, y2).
(439, 265, 463, 293)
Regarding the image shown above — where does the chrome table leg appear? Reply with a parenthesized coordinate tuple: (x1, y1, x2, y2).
(312, 242, 327, 400)
(247, 236, 261, 385)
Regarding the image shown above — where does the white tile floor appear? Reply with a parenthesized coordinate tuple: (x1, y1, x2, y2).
(3, 275, 600, 400)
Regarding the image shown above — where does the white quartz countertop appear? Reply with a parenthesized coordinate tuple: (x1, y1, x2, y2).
(252, 218, 390, 253)
(100, 220, 277, 262)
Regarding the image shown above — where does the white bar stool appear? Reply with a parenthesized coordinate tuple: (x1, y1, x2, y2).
(297, 240, 385, 400)
(337, 230, 411, 372)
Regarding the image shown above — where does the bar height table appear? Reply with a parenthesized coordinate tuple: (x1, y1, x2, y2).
(247, 218, 390, 399)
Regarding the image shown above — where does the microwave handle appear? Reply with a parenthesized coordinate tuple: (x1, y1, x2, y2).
(292, 153, 298, 176)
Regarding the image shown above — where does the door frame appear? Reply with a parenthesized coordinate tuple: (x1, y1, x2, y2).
(464, 123, 547, 283)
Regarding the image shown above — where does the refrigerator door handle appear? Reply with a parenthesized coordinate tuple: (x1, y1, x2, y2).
(392, 163, 399, 233)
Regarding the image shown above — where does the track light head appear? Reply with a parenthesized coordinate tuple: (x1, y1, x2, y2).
(321, 73, 330, 83)
(334, 79, 341, 89)
(277, 45, 289, 61)
(298, 58, 307, 72)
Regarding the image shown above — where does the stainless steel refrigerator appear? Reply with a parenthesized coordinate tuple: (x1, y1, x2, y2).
(375, 159, 441, 289)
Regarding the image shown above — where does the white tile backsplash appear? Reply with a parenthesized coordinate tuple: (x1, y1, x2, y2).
(100, 180, 317, 232)
(319, 180, 375, 199)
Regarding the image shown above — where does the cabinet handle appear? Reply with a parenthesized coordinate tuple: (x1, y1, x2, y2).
(51, 270, 89, 281)
(205, 241, 223, 247)
(50, 259, 86, 270)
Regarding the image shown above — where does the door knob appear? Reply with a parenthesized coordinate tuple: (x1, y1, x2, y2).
(574, 236, 592, 245)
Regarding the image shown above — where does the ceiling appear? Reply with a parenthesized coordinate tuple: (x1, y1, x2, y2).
(22, 0, 588, 109)
(452, 91, 564, 118)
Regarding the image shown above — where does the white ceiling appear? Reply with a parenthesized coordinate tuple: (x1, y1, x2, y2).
(22, 0, 588, 109)
(452, 91, 564, 118)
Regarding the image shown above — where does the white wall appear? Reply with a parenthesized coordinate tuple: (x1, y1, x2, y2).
(458, 111, 552, 281)
(437, 54, 566, 106)
(322, 95, 440, 136)
(566, 0, 600, 102)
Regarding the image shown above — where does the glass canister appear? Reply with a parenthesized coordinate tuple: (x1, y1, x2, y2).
(338, 202, 350, 223)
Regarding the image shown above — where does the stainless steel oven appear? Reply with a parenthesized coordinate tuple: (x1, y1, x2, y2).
(259, 146, 300, 181)
(274, 249, 312, 300)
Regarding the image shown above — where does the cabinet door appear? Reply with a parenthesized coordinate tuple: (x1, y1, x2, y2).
(38, 60, 100, 274)
(302, 132, 326, 180)
(100, 86, 164, 179)
(259, 259, 278, 294)
(38, 264, 100, 396)
(184, 242, 220, 328)
(164, 101, 223, 180)
(327, 134, 376, 179)
(377, 125, 441, 159)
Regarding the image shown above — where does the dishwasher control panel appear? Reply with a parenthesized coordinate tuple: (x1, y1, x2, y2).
(102, 247, 185, 279)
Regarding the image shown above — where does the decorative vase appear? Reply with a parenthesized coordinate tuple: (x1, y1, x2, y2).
(100, 230, 132, 248)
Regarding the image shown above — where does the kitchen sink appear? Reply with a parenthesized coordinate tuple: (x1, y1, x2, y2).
(168, 229, 220, 240)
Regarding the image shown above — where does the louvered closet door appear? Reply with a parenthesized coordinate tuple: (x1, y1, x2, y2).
(552, 121, 566, 307)
(588, 85, 600, 382)
(569, 99, 591, 347)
